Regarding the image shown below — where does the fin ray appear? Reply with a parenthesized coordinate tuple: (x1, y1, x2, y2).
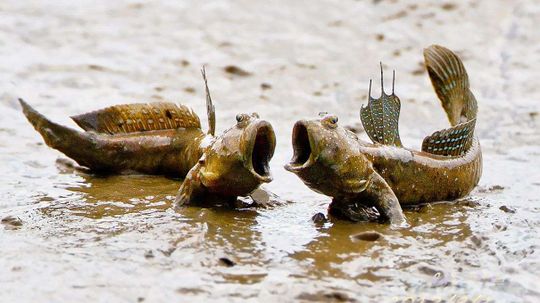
(424, 45, 477, 126)
(421, 119, 476, 156)
(201, 67, 216, 136)
(360, 65, 403, 147)
(71, 102, 201, 135)
(423, 45, 478, 156)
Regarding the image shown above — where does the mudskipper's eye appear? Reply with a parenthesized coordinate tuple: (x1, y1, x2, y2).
(318, 111, 328, 117)
(251, 112, 260, 119)
(236, 114, 249, 123)
(322, 114, 338, 128)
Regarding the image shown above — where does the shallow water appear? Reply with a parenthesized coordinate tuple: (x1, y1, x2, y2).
(1, 0, 539, 302)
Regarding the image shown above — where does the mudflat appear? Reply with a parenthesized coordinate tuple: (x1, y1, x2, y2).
(1, 1, 539, 301)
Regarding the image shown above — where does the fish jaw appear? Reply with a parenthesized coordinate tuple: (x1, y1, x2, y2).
(284, 120, 318, 172)
(242, 119, 276, 183)
(285, 118, 376, 198)
(197, 117, 276, 197)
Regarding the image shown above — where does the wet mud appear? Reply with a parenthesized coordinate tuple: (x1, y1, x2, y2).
(1, 0, 539, 302)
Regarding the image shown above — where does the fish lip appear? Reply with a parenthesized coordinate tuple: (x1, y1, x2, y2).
(245, 120, 275, 183)
(285, 120, 317, 172)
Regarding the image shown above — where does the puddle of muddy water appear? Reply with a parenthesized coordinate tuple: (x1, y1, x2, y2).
(1, 0, 540, 302)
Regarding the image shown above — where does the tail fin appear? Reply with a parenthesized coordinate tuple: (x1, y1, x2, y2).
(423, 45, 477, 126)
(20, 98, 80, 148)
(19, 99, 110, 171)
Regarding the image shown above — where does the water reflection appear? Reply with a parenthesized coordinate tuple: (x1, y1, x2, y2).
(37, 169, 271, 285)
(290, 201, 476, 284)
(26, 155, 535, 302)
(65, 174, 179, 218)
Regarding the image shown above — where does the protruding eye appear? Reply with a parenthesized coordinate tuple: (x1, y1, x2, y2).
(251, 112, 260, 119)
(236, 113, 249, 123)
(318, 111, 328, 117)
(322, 114, 338, 128)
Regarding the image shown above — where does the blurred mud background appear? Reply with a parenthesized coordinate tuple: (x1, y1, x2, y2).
(0, 0, 539, 302)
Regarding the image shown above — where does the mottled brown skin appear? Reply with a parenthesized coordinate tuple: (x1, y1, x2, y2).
(20, 100, 276, 208)
(175, 114, 276, 206)
(360, 139, 482, 205)
(286, 117, 405, 225)
(286, 45, 482, 225)
(285, 118, 481, 225)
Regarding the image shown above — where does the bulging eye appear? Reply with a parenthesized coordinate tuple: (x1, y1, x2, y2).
(251, 112, 260, 119)
(322, 114, 338, 128)
(318, 111, 328, 117)
(236, 113, 249, 123)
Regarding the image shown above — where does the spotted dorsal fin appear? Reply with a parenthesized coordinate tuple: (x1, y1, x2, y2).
(422, 45, 478, 156)
(71, 102, 201, 135)
(360, 63, 403, 147)
(424, 45, 477, 126)
(422, 118, 475, 156)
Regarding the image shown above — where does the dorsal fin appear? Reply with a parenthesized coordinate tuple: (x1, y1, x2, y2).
(424, 45, 478, 126)
(422, 45, 478, 156)
(71, 102, 201, 135)
(201, 66, 216, 136)
(422, 118, 475, 156)
(360, 63, 403, 147)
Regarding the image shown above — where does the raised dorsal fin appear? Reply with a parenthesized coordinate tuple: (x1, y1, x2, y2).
(424, 45, 478, 126)
(201, 66, 216, 136)
(360, 63, 403, 147)
(422, 118, 475, 156)
(71, 102, 201, 135)
(422, 45, 478, 156)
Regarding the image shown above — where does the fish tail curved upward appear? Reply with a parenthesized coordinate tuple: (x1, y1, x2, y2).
(424, 45, 477, 126)
(19, 98, 110, 171)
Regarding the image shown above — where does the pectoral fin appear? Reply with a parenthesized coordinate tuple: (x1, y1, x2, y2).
(365, 172, 406, 226)
(174, 164, 237, 208)
(344, 178, 371, 193)
(175, 165, 204, 207)
(329, 172, 406, 226)
(328, 201, 381, 223)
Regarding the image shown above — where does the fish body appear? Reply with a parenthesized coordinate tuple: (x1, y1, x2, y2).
(20, 69, 276, 206)
(359, 138, 482, 205)
(286, 45, 481, 225)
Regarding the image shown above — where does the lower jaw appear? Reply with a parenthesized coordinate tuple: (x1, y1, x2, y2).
(284, 163, 303, 172)
(246, 161, 272, 182)
(254, 174, 272, 183)
(285, 157, 315, 171)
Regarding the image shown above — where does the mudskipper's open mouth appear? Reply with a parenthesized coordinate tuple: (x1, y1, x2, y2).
(285, 121, 315, 171)
(249, 123, 275, 182)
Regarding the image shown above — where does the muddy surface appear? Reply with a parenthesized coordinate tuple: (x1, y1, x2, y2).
(1, 0, 539, 302)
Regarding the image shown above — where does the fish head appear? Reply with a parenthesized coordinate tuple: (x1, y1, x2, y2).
(285, 113, 373, 197)
(198, 112, 276, 196)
